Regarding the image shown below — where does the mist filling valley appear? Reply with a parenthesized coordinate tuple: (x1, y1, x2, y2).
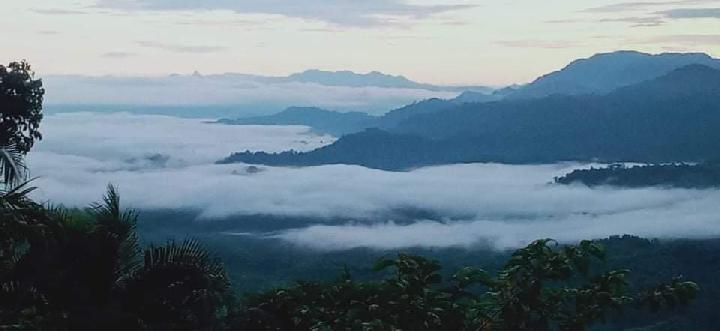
(28, 112, 720, 251)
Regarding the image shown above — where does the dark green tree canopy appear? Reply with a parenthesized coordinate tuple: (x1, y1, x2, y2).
(0, 61, 44, 153)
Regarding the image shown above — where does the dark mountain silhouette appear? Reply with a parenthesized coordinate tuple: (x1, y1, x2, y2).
(555, 163, 720, 188)
(220, 94, 502, 137)
(223, 65, 720, 170)
(450, 91, 501, 104)
(220, 51, 719, 136)
(375, 98, 458, 129)
(219, 128, 442, 170)
(218, 107, 376, 136)
(220, 98, 463, 136)
(507, 50, 720, 99)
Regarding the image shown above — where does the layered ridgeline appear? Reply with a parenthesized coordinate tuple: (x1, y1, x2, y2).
(218, 107, 377, 136)
(219, 95, 494, 136)
(506, 50, 720, 99)
(221, 63, 720, 170)
(219, 50, 720, 135)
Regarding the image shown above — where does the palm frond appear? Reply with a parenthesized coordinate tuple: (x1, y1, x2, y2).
(0, 180, 43, 220)
(142, 238, 226, 278)
(0, 145, 27, 188)
(90, 184, 141, 284)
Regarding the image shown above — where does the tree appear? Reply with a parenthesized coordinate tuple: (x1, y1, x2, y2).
(125, 239, 231, 330)
(0, 184, 233, 330)
(235, 240, 699, 331)
(0, 61, 44, 153)
(0, 61, 44, 186)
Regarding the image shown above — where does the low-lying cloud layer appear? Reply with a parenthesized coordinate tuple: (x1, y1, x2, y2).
(28, 112, 720, 251)
(42, 75, 456, 116)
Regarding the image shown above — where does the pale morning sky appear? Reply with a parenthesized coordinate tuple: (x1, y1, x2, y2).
(2, 0, 719, 85)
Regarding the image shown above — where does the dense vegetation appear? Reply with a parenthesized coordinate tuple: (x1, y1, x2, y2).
(0, 190, 701, 330)
(555, 163, 720, 188)
(138, 210, 720, 330)
(224, 65, 720, 170)
(1, 185, 234, 330)
(0, 61, 44, 186)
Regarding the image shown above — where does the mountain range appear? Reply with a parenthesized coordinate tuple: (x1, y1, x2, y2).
(506, 50, 720, 99)
(221, 61, 720, 170)
(223, 50, 720, 135)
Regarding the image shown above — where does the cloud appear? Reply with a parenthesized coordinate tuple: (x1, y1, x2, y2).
(136, 41, 229, 53)
(582, 2, 672, 13)
(41, 75, 456, 115)
(595, 16, 667, 26)
(37, 30, 61, 35)
(101, 51, 137, 58)
(658, 7, 720, 18)
(32, 8, 87, 15)
(31, 112, 332, 166)
(639, 34, 720, 45)
(574, 1, 720, 27)
(495, 39, 584, 49)
(26, 112, 720, 251)
(579, 1, 711, 13)
(275, 196, 720, 250)
(545, 16, 667, 26)
(96, 0, 477, 27)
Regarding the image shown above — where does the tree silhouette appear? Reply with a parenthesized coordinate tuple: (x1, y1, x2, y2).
(0, 61, 44, 153)
(0, 61, 43, 186)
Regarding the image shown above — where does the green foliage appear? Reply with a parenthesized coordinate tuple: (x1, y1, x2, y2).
(0, 182, 701, 330)
(1, 185, 232, 330)
(0, 281, 53, 330)
(0, 182, 54, 279)
(126, 239, 231, 330)
(0, 61, 44, 154)
(234, 240, 698, 331)
(0, 145, 26, 187)
(234, 253, 464, 331)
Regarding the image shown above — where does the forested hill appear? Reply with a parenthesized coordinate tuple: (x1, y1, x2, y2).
(555, 163, 720, 188)
(396, 64, 720, 139)
(218, 107, 376, 136)
(506, 50, 720, 99)
(222, 65, 720, 170)
(219, 97, 478, 136)
(219, 128, 444, 170)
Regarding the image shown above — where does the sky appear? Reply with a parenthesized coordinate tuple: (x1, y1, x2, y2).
(2, 0, 719, 85)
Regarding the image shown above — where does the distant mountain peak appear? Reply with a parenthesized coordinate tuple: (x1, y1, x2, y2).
(287, 69, 423, 89)
(508, 50, 720, 99)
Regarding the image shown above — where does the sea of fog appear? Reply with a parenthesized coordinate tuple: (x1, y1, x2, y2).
(27, 112, 720, 250)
